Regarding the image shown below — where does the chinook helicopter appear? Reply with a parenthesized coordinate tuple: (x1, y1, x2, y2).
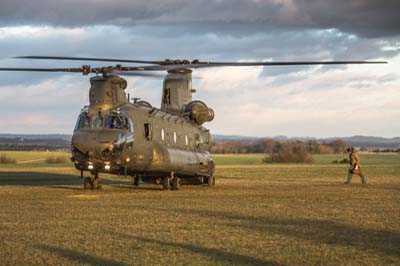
(0, 56, 386, 190)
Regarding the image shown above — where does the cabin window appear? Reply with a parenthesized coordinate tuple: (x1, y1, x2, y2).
(195, 134, 203, 148)
(173, 132, 177, 143)
(205, 133, 211, 144)
(144, 123, 152, 141)
(161, 128, 165, 141)
(185, 135, 188, 146)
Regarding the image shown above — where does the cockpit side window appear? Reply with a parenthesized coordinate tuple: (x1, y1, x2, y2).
(105, 115, 129, 130)
(75, 113, 91, 130)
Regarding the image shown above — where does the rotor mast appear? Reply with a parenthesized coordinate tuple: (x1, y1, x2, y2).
(161, 69, 194, 114)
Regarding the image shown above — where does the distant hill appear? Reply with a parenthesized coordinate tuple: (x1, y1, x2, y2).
(322, 136, 400, 149)
(0, 134, 71, 151)
(0, 134, 71, 141)
(0, 134, 399, 151)
(213, 134, 258, 141)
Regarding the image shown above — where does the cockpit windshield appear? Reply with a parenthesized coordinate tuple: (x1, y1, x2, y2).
(74, 112, 132, 131)
(92, 114, 103, 129)
(75, 113, 91, 130)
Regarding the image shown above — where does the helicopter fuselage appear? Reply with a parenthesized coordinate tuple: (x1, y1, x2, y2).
(71, 102, 215, 181)
(70, 73, 215, 188)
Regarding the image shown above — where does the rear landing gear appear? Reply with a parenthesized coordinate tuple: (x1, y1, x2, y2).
(206, 175, 215, 186)
(162, 176, 171, 190)
(172, 176, 181, 191)
(133, 175, 140, 186)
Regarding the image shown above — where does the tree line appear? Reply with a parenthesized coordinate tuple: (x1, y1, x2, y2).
(211, 139, 350, 155)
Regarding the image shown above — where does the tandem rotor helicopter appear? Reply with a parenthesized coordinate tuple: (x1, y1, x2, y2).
(0, 56, 386, 190)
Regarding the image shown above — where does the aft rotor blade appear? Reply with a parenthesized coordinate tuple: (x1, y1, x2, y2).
(194, 61, 387, 66)
(112, 71, 165, 78)
(0, 67, 84, 73)
(14, 56, 165, 65)
(14, 56, 387, 67)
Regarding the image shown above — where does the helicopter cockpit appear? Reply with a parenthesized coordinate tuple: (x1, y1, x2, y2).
(71, 109, 135, 164)
(74, 112, 133, 132)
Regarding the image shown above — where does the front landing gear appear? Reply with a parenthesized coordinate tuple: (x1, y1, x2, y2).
(84, 177, 92, 190)
(92, 176, 102, 190)
(83, 172, 102, 190)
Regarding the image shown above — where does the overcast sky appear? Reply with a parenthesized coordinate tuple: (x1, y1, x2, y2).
(0, 0, 399, 137)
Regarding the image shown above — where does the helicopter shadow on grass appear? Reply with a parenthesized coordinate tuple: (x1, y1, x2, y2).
(215, 175, 248, 180)
(110, 184, 162, 191)
(173, 208, 400, 258)
(0, 171, 131, 189)
(35, 244, 125, 266)
(111, 232, 283, 266)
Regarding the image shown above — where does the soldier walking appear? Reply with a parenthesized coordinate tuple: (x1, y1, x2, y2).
(344, 146, 367, 184)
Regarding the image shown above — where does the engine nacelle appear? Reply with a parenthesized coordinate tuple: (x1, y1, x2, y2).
(185, 100, 214, 125)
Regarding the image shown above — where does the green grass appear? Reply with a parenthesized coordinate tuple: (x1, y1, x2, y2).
(0, 152, 399, 265)
(213, 152, 400, 165)
(0, 151, 72, 168)
(213, 153, 265, 165)
(1, 151, 399, 167)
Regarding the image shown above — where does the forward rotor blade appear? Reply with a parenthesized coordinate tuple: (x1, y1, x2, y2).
(118, 60, 387, 71)
(0, 67, 84, 73)
(14, 56, 164, 65)
(1, 60, 387, 75)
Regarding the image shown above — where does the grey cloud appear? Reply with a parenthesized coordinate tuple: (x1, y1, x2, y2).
(0, 25, 397, 88)
(0, 24, 398, 136)
(0, 0, 399, 38)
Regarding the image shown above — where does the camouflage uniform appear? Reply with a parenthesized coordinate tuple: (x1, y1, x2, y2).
(345, 148, 367, 184)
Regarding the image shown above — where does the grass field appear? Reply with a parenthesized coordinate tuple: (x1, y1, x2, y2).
(0, 151, 399, 265)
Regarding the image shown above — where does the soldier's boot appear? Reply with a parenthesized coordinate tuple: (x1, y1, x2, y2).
(345, 172, 353, 184)
(359, 171, 367, 185)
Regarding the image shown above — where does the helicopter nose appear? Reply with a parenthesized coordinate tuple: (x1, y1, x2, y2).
(71, 131, 120, 160)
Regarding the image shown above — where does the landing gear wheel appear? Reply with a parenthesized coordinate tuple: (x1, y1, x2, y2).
(207, 175, 215, 186)
(84, 177, 91, 190)
(172, 177, 181, 190)
(92, 177, 102, 190)
(133, 175, 140, 186)
(155, 177, 162, 185)
(163, 177, 171, 190)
